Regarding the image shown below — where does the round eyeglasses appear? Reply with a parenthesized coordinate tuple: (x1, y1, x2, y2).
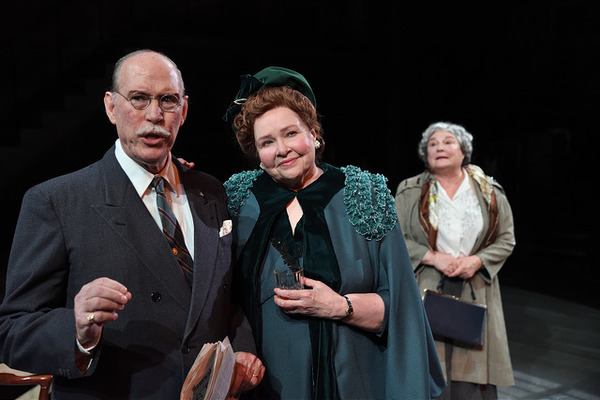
(114, 91, 183, 112)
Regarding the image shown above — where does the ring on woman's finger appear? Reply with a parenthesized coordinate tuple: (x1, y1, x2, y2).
(252, 373, 258, 378)
(87, 312, 95, 323)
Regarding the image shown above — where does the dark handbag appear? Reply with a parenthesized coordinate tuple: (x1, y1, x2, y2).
(423, 277, 487, 347)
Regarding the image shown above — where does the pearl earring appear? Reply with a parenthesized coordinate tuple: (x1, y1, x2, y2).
(314, 140, 321, 149)
(259, 162, 265, 170)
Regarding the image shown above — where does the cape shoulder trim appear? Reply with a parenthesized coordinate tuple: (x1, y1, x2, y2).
(224, 169, 263, 216)
(342, 165, 397, 241)
(224, 166, 397, 240)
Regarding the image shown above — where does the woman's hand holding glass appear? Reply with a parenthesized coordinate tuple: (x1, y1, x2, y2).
(273, 277, 346, 319)
(274, 277, 384, 333)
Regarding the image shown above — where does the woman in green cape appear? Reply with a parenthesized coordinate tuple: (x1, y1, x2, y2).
(223, 66, 445, 399)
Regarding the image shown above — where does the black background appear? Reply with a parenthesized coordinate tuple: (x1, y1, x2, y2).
(1, 1, 598, 307)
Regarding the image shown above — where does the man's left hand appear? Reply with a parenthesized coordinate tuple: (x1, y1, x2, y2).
(228, 351, 264, 399)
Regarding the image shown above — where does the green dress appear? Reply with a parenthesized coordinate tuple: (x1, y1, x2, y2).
(225, 164, 445, 400)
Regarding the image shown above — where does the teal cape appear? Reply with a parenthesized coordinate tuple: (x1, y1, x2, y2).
(225, 164, 445, 399)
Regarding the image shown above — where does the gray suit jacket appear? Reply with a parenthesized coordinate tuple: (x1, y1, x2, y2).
(0, 147, 254, 399)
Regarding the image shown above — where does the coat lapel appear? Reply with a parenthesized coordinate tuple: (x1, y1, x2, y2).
(472, 180, 491, 254)
(92, 149, 192, 311)
(177, 164, 220, 338)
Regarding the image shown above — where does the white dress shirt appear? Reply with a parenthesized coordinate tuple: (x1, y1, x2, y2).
(114, 139, 195, 260)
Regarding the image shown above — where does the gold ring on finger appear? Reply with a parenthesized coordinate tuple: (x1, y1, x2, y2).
(87, 312, 95, 323)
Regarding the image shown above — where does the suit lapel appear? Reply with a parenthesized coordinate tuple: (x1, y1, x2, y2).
(91, 151, 227, 339)
(92, 149, 192, 311)
(178, 165, 220, 337)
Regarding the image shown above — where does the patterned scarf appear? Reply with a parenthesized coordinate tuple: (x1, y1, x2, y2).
(419, 164, 499, 251)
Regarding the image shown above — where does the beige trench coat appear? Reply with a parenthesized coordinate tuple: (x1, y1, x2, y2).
(395, 170, 515, 386)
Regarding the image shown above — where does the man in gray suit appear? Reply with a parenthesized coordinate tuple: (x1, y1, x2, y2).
(0, 50, 264, 399)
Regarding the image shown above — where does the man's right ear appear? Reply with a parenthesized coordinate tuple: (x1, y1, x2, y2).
(104, 91, 117, 125)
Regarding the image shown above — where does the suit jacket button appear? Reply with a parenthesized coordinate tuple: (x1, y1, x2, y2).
(151, 292, 162, 302)
(182, 347, 191, 354)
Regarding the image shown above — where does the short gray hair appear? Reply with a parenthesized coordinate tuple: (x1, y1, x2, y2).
(417, 121, 473, 168)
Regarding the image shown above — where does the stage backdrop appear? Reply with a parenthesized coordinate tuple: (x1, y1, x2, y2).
(1, 0, 598, 307)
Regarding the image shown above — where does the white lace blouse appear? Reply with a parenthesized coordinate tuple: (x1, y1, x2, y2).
(435, 171, 484, 258)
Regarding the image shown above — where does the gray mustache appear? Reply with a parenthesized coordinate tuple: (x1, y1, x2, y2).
(136, 125, 171, 138)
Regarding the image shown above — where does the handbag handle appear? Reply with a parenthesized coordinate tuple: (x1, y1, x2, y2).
(436, 275, 477, 302)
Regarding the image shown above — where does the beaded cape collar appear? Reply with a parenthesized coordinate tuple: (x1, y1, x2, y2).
(224, 163, 396, 241)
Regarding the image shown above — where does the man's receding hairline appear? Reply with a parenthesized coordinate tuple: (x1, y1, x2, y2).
(112, 49, 185, 93)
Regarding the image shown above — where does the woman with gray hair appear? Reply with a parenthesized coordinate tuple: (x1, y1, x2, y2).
(395, 121, 516, 399)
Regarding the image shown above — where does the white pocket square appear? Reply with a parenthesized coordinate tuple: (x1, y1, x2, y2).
(219, 220, 232, 237)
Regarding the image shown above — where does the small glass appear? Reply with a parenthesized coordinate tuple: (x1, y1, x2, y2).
(274, 267, 304, 290)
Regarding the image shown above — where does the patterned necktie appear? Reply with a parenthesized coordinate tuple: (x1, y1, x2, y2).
(151, 176, 193, 285)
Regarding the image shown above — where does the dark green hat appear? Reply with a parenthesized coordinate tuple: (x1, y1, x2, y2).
(222, 66, 316, 126)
